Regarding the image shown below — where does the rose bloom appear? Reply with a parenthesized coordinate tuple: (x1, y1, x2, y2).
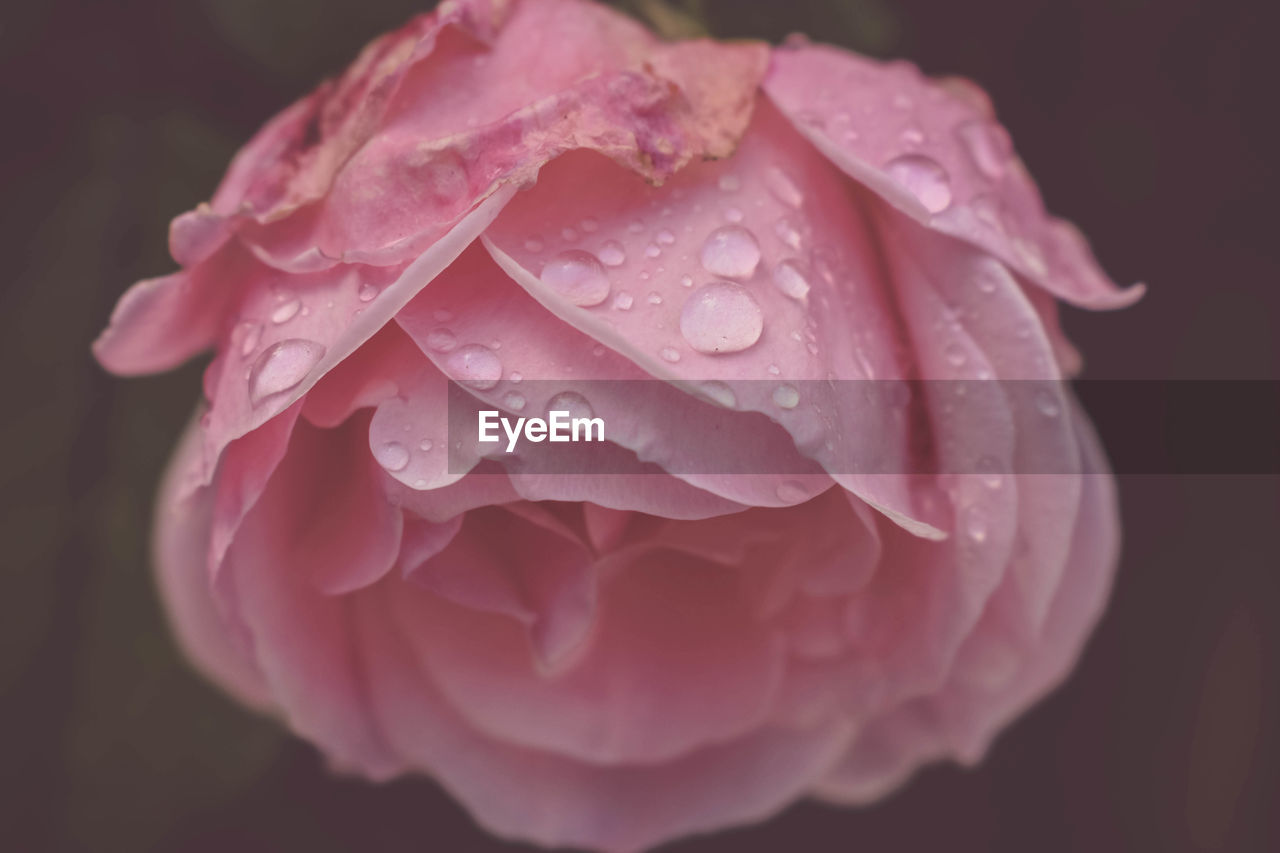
(94, 1, 1142, 850)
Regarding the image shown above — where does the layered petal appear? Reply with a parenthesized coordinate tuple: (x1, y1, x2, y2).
(763, 42, 1144, 310)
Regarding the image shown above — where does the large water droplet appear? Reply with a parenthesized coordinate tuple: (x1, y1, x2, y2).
(700, 226, 761, 280)
(426, 327, 458, 353)
(957, 119, 1012, 180)
(248, 339, 326, 407)
(503, 391, 527, 412)
(546, 390, 594, 420)
(376, 441, 410, 473)
(885, 154, 952, 213)
(445, 343, 503, 390)
(772, 259, 811, 302)
(679, 282, 764, 354)
(772, 384, 800, 409)
(541, 250, 610, 306)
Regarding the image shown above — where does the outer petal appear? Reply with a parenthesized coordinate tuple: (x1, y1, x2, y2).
(815, 403, 1118, 802)
(222, 416, 405, 779)
(152, 415, 273, 711)
(762, 42, 1144, 310)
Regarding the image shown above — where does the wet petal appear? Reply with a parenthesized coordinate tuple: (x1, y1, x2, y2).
(763, 43, 1144, 309)
(483, 103, 945, 536)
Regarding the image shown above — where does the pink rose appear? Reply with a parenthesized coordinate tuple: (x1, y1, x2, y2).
(94, 1, 1142, 850)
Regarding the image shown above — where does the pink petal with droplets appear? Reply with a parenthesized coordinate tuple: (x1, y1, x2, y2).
(763, 43, 1144, 310)
(482, 103, 943, 536)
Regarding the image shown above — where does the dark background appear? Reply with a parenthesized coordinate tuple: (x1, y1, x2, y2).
(1, 0, 1276, 850)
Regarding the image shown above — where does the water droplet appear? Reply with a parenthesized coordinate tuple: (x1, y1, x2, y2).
(237, 321, 262, 358)
(445, 343, 502, 390)
(699, 380, 737, 409)
(724, 207, 744, 223)
(977, 456, 1004, 489)
(647, 291, 663, 305)
(503, 391, 527, 412)
(541, 250, 610, 306)
(613, 290, 634, 311)
(772, 259, 811, 302)
(718, 174, 742, 192)
(509, 371, 524, 383)
(776, 481, 808, 503)
(645, 243, 662, 259)
(418, 438, 434, 452)
(774, 217, 803, 251)
(271, 298, 301, 324)
(767, 363, 781, 376)
(766, 167, 804, 208)
(659, 346, 681, 363)
(656, 229, 676, 246)
(679, 282, 764, 355)
(944, 343, 967, 367)
(900, 126, 925, 145)
(700, 225, 761, 279)
(885, 154, 952, 213)
(524, 236, 545, 253)
(426, 327, 458, 353)
(1034, 388, 1061, 417)
(597, 240, 626, 267)
(357, 282, 380, 303)
(965, 506, 988, 542)
(561, 227, 579, 243)
(957, 119, 1012, 180)
(248, 340, 326, 407)
(628, 220, 645, 234)
(772, 384, 800, 409)
(546, 390, 594, 420)
(679, 274, 694, 288)
(376, 441, 410, 473)
(580, 217, 599, 233)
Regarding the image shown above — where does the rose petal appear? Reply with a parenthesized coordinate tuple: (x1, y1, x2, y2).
(763, 43, 1144, 310)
